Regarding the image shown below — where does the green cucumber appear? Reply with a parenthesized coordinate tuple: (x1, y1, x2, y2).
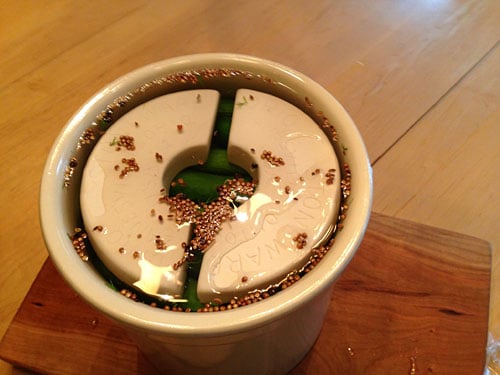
(169, 170, 232, 203)
(181, 250, 203, 311)
(218, 96, 235, 115)
(170, 95, 250, 203)
(168, 95, 255, 309)
(182, 277, 203, 311)
(212, 97, 234, 149)
(193, 148, 247, 176)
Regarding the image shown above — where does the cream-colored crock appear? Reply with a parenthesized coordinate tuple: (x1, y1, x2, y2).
(40, 53, 372, 374)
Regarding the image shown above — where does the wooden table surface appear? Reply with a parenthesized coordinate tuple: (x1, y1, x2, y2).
(0, 1, 498, 374)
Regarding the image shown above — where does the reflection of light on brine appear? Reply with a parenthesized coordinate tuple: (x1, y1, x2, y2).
(232, 192, 273, 224)
(235, 211, 248, 222)
(134, 258, 183, 296)
(347, 346, 355, 357)
(155, 245, 178, 253)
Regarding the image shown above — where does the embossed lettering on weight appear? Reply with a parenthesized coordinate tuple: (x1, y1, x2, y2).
(195, 89, 342, 302)
(214, 213, 276, 276)
(262, 212, 278, 230)
(264, 237, 284, 260)
(293, 196, 322, 228)
(244, 247, 261, 266)
(213, 193, 325, 279)
(211, 244, 272, 289)
(302, 196, 322, 209)
(223, 223, 256, 246)
(209, 253, 241, 289)
(225, 253, 242, 273)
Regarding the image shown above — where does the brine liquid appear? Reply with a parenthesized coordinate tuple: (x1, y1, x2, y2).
(65, 68, 351, 312)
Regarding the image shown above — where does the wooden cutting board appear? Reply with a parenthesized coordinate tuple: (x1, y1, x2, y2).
(0, 212, 491, 374)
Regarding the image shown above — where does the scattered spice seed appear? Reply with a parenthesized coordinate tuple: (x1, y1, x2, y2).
(120, 289, 137, 301)
(325, 168, 336, 185)
(304, 97, 339, 141)
(340, 163, 351, 198)
(341, 144, 348, 155)
(155, 237, 167, 250)
(155, 152, 163, 162)
(79, 127, 97, 147)
(160, 177, 255, 253)
(64, 157, 79, 188)
(93, 225, 103, 232)
(293, 232, 308, 249)
(70, 228, 89, 261)
(177, 124, 183, 132)
(111, 135, 136, 151)
(118, 158, 139, 178)
(260, 150, 285, 166)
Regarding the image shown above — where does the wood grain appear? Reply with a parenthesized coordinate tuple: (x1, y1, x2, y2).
(372, 42, 500, 333)
(0, 213, 490, 374)
(293, 214, 491, 374)
(0, 1, 148, 91)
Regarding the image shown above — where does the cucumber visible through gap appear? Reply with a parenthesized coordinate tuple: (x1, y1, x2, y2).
(169, 95, 252, 309)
